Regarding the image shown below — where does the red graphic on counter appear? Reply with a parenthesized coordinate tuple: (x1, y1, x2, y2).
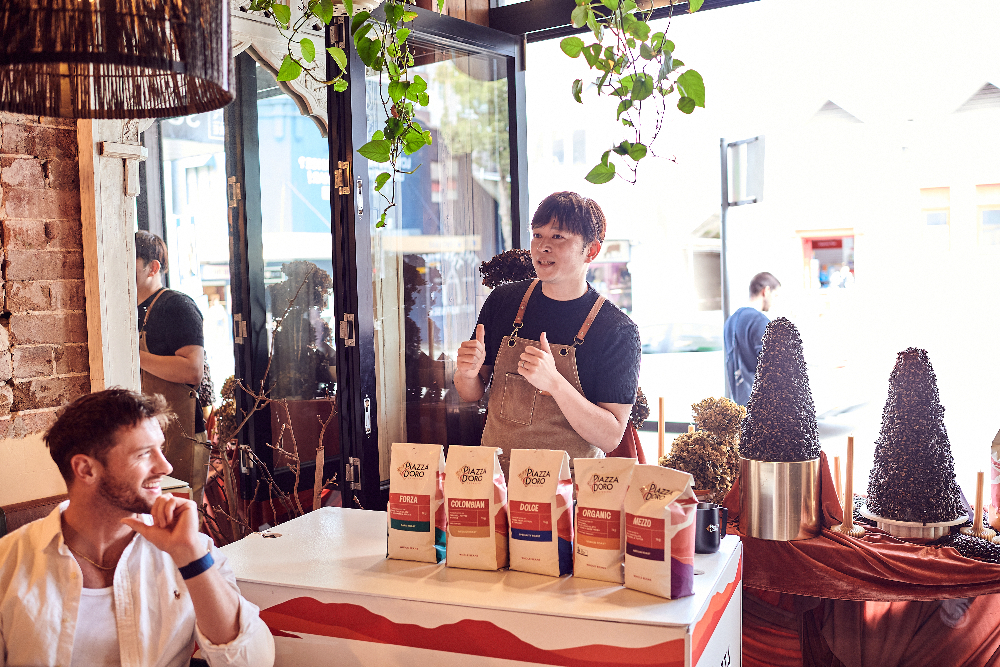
(389, 493, 430, 532)
(692, 555, 741, 666)
(261, 597, 686, 666)
(577, 507, 622, 550)
(510, 501, 551, 531)
(625, 513, 665, 561)
(448, 498, 490, 538)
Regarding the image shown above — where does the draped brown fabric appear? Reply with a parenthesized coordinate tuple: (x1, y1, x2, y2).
(726, 452, 1000, 601)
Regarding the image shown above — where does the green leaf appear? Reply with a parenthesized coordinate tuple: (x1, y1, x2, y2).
(630, 20, 650, 41)
(671, 58, 684, 67)
(356, 37, 380, 68)
(343, 0, 353, 16)
(663, 39, 675, 52)
(385, 57, 400, 79)
(277, 55, 302, 81)
(585, 160, 616, 184)
(388, 80, 408, 102)
(372, 130, 385, 140)
(571, 5, 589, 28)
(586, 11, 600, 38)
(621, 118, 634, 127)
(582, 44, 601, 68)
(409, 75, 427, 95)
(318, 0, 334, 23)
(657, 55, 674, 82)
(639, 42, 654, 60)
(351, 11, 370, 34)
(272, 4, 291, 26)
(403, 128, 426, 155)
(600, 0, 619, 10)
(572, 78, 583, 103)
(300, 38, 316, 63)
(677, 96, 696, 114)
(630, 73, 654, 101)
(437, 0, 444, 12)
(377, 212, 388, 228)
(596, 71, 610, 92)
(417, 92, 429, 106)
(359, 139, 392, 163)
(354, 22, 373, 44)
(327, 46, 348, 73)
(622, 0, 637, 9)
(677, 69, 705, 107)
(396, 27, 411, 43)
(386, 117, 404, 139)
(613, 140, 630, 156)
(402, 11, 419, 21)
(627, 142, 647, 161)
(374, 172, 392, 192)
(616, 98, 633, 119)
(560, 36, 585, 58)
(689, 0, 704, 11)
(332, 79, 348, 92)
(385, 3, 403, 25)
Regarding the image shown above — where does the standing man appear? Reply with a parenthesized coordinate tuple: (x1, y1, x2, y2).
(454, 192, 641, 476)
(135, 231, 210, 504)
(724, 272, 781, 405)
(0, 389, 275, 665)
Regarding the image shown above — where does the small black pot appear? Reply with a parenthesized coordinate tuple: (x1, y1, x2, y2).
(695, 502, 723, 554)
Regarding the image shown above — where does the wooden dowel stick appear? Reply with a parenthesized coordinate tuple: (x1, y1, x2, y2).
(658, 397, 665, 460)
(688, 424, 695, 433)
(974, 471, 985, 537)
(834, 456, 843, 503)
(843, 436, 855, 530)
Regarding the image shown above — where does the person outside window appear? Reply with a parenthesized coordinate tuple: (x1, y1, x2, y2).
(135, 231, 210, 505)
(724, 271, 781, 406)
(0, 389, 275, 666)
(454, 191, 641, 476)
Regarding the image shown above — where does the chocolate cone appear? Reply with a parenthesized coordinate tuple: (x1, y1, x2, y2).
(739, 317, 820, 462)
(866, 348, 964, 523)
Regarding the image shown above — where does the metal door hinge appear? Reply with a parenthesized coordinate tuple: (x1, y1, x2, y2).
(364, 396, 371, 435)
(339, 313, 355, 347)
(346, 456, 361, 490)
(330, 19, 347, 50)
(228, 176, 242, 208)
(333, 160, 351, 195)
(234, 314, 247, 344)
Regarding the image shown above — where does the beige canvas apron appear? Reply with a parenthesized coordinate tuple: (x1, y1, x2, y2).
(139, 289, 207, 501)
(481, 279, 606, 478)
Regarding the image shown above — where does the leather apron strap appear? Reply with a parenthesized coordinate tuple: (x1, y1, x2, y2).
(481, 281, 607, 479)
(139, 289, 200, 487)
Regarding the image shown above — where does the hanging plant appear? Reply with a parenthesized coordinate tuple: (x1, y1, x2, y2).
(248, 0, 442, 229)
(560, 0, 706, 184)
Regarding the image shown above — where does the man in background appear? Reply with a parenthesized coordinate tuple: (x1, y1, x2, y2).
(135, 231, 209, 504)
(724, 272, 781, 405)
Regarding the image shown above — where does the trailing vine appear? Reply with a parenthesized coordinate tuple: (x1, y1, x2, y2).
(248, 0, 441, 228)
(560, 0, 706, 184)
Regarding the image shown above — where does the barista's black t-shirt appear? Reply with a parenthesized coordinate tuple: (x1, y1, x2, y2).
(138, 289, 206, 432)
(475, 280, 641, 405)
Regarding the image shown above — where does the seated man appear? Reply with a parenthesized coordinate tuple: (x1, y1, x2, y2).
(0, 389, 274, 666)
(454, 191, 641, 475)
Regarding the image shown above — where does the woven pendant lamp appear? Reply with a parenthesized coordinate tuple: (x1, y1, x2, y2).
(0, 0, 234, 119)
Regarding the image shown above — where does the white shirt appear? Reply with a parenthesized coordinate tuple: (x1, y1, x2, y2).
(70, 587, 120, 667)
(0, 502, 275, 667)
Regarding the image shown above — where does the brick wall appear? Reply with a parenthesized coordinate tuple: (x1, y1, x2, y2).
(0, 113, 90, 438)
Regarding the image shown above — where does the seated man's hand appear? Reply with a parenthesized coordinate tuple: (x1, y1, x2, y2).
(122, 493, 205, 568)
(519, 332, 563, 396)
(456, 324, 487, 379)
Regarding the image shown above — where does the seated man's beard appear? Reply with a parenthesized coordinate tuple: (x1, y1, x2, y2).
(99, 473, 155, 514)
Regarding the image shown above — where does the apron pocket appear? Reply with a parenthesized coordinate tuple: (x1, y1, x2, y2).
(500, 373, 536, 425)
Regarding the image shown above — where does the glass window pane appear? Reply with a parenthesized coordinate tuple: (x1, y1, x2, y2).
(256, 63, 338, 470)
(366, 39, 513, 481)
(159, 110, 232, 406)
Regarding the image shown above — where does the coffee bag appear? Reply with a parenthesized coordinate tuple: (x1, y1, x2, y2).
(573, 457, 636, 583)
(443, 446, 509, 570)
(624, 464, 697, 599)
(387, 442, 447, 563)
(507, 449, 574, 577)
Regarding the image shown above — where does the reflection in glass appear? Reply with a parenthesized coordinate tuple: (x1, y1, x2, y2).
(159, 110, 232, 406)
(367, 41, 513, 480)
(255, 63, 338, 470)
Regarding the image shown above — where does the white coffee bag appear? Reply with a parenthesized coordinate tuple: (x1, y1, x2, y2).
(387, 442, 447, 563)
(623, 464, 697, 599)
(507, 449, 574, 577)
(443, 445, 509, 570)
(573, 457, 636, 583)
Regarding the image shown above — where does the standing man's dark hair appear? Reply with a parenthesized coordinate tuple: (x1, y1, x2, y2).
(749, 272, 781, 298)
(531, 191, 607, 247)
(45, 389, 170, 484)
(136, 230, 169, 275)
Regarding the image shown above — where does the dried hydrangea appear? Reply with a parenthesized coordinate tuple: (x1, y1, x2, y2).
(479, 249, 535, 289)
(661, 396, 744, 503)
(630, 386, 650, 429)
(739, 317, 820, 462)
(865, 348, 964, 523)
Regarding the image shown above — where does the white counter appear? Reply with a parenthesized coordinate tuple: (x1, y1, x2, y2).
(223, 507, 742, 667)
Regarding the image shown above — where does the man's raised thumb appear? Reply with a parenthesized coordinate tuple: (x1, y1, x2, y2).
(540, 331, 552, 353)
(121, 517, 152, 537)
(475, 323, 485, 344)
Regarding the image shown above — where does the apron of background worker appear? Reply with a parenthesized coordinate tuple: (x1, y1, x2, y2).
(481, 279, 606, 479)
(139, 289, 210, 505)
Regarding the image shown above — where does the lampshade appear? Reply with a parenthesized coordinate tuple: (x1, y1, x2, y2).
(0, 0, 234, 119)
